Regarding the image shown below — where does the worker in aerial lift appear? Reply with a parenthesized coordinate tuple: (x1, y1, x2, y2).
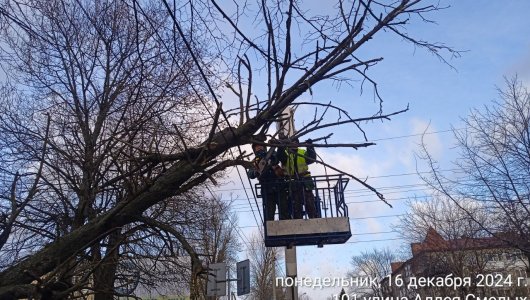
(277, 137, 318, 219)
(247, 142, 289, 221)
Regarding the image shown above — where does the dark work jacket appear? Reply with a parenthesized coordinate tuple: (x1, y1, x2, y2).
(249, 151, 281, 182)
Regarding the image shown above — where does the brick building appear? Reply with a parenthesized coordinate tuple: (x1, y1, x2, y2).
(381, 228, 529, 298)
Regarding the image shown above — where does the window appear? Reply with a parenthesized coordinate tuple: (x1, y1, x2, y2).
(485, 253, 495, 262)
(405, 265, 412, 277)
(514, 268, 526, 278)
(507, 251, 517, 261)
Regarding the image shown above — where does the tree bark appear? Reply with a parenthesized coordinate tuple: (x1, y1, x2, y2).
(93, 230, 121, 300)
(0, 121, 260, 293)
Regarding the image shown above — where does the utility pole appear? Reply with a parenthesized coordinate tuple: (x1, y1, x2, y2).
(278, 107, 298, 300)
(227, 268, 231, 299)
(272, 256, 277, 300)
(285, 247, 298, 300)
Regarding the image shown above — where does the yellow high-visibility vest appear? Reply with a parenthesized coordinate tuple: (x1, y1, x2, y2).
(285, 149, 311, 177)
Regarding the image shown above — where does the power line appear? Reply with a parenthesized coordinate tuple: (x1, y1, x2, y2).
(224, 181, 526, 212)
(131, 0, 268, 229)
(240, 237, 405, 251)
(216, 171, 525, 200)
(214, 170, 528, 197)
(367, 128, 463, 143)
(218, 183, 431, 205)
(233, 160, 263, 226)
(211, 168, 460, 193)
(215, 174, 530, 209)
(229, 185, 529, 213)
(220, 189, 432, 211)
(344, 237, 404, 244)
(351, 230, 396, 236)
(150, 0, 266, 230)
(204, 186, 252, 248)
(349, 214, 404, 220)
(237, 214, 405, 228)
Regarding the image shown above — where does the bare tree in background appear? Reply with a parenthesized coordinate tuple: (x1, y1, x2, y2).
(419, 77, 530, 272)
(0, 0, 458, 298)
(246, 233, 283, 300)
(193, 197, 240, 299)
(396, 196, 500, 296)
(347, 248, 398, 297)
(110, 194, 239, 299)
(397, 194, 490, 245)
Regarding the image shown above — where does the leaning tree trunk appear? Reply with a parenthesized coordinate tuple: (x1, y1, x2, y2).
(93, 231, 121, 300)
(190, 260, 204, 300)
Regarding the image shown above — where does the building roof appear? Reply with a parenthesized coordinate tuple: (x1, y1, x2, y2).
(390, 262, 405, 273)
(386, 228, 514, 277)
(410, 227, 510, 256)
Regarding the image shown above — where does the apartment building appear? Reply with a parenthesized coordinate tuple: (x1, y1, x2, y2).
(381, 228, 529, 298)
